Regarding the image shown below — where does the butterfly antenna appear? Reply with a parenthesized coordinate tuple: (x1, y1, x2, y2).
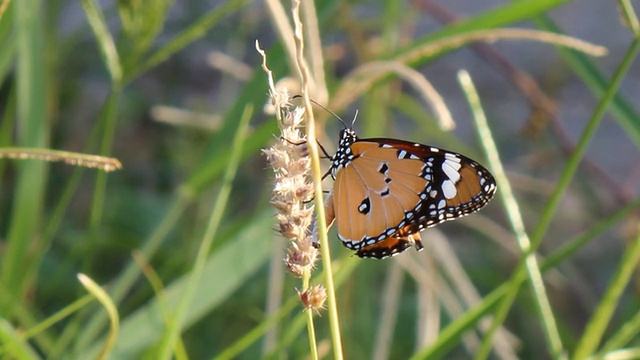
(292, 95, 349, 129)
(352, 109, 358, 128)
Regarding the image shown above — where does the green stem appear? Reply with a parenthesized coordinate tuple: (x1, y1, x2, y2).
(459, 70, 564, 359)
(291, 1, 342, 358)
(573, 226, 640, 359)
(480, 33, 640, 360)
(156, 106, 253, 359)
(529, 38, 640, 262)
(412, 198, 640, 359)
(1, 0, 48, 316)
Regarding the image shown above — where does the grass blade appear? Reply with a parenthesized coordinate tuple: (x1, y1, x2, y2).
(156, 105, 253, 359)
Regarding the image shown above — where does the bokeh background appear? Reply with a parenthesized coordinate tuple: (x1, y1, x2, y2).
(1, 0, 640, 359)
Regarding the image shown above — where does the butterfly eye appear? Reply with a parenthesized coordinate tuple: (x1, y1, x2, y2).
(327, 132, 496, 259)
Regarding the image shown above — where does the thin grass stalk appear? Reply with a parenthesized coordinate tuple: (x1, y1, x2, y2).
(458, 70, 565, 359)
(373, 263, 403, 360)
(75, 0, 124, 274)
(412, 199, 640, 359)
(305, 301, 319, 360)
(76, 193, 191, 349)
(528, 38, 640, 257)
(291, 1, 343, 358)
(267, 256, 360, 359)
(462, 28, 640, 360)
(300, 0, 327, 103)
(129, 0, 247, 84)
(20, 294, 93, 341)
(214, 297, 298, 360)
(262, 241, 285, 355)
(430, 233, 518, 359)
(132, 252, 189, 360)
(331, 28, 606, 113)
(1, 0, 48, 314)
(156, 105, 252, 359)
(532, 15, 640, 148)
(77, 274, 119, 360)
(218, 255, 358, 360)
(618, 0, 640, 36)
(0, 319, 41, 359)
(573, 225, 640, 359)
(275, 305, 312, 356)
(79, 0, 122, 85)
(85, 89, 120, 272)
(35, 89, 122, 304)
(300, 264, 318, 360)
(263, 0, 297, 75)
(600, 304, 640, 355)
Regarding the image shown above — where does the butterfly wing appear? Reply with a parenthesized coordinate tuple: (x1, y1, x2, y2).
(368, 138, 497, 232)
(355, 225, 424, 259)
(333, 140, 431, 250)
(332, 135, 496, 254)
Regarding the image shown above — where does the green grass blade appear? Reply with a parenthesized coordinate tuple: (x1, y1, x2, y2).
(459, 70, 564, 359)
(0, 319, 40, 360)
(395, 0, 570, 62)
(77, 45, 285, 348)
(85, 89, 120, 270)
(530, 38, 640, 256)
(1, 0, 49, 316)
(532, 15, 640, 148)
(573, 228, 640, 359)
(156, 105, 253, 359)
(75, 192, 191, 351)
(213, 296, 298, 360)
(79, 0, 122, 84)
(77, 274, 120, 360)
(117, 0, 173, 69)
(125, 0, 247, 83)
(411, 199, 640, 359)
(601, 308, 640, 355)
(82, 210, 275, 358)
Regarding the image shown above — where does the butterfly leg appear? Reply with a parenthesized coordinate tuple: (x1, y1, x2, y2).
(409, 232, 424, 252)
(317, 140, 331, 159)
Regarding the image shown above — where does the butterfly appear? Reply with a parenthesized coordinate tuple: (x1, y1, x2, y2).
(322, 127, 497, 259)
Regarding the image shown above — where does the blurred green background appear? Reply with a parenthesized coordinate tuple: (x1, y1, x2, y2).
(1, 0, 640, 359)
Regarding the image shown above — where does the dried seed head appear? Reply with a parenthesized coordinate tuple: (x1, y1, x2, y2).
(259, 42, 318, 279)
(297, 285, 327, 313)
(283, 236, 319, 278)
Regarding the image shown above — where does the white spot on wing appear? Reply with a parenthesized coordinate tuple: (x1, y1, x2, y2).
(442, 180, 457, 199)
(442, 165, 460, 184)
(443, 160, 461, 183)
(445, 153, 461, 162)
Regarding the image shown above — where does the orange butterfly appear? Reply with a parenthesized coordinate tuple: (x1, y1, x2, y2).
(323, 128, 497, 259)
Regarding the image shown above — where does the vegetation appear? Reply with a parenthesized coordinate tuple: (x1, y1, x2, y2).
(1, 0, 639, 359)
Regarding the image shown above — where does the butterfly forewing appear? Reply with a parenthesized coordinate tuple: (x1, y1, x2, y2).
(333, 139, 430, 249)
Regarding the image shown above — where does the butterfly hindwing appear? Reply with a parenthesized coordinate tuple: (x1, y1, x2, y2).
(355, 225, 424, 259)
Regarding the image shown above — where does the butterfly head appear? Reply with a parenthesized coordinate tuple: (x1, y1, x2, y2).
(329, 128, 358, 179)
